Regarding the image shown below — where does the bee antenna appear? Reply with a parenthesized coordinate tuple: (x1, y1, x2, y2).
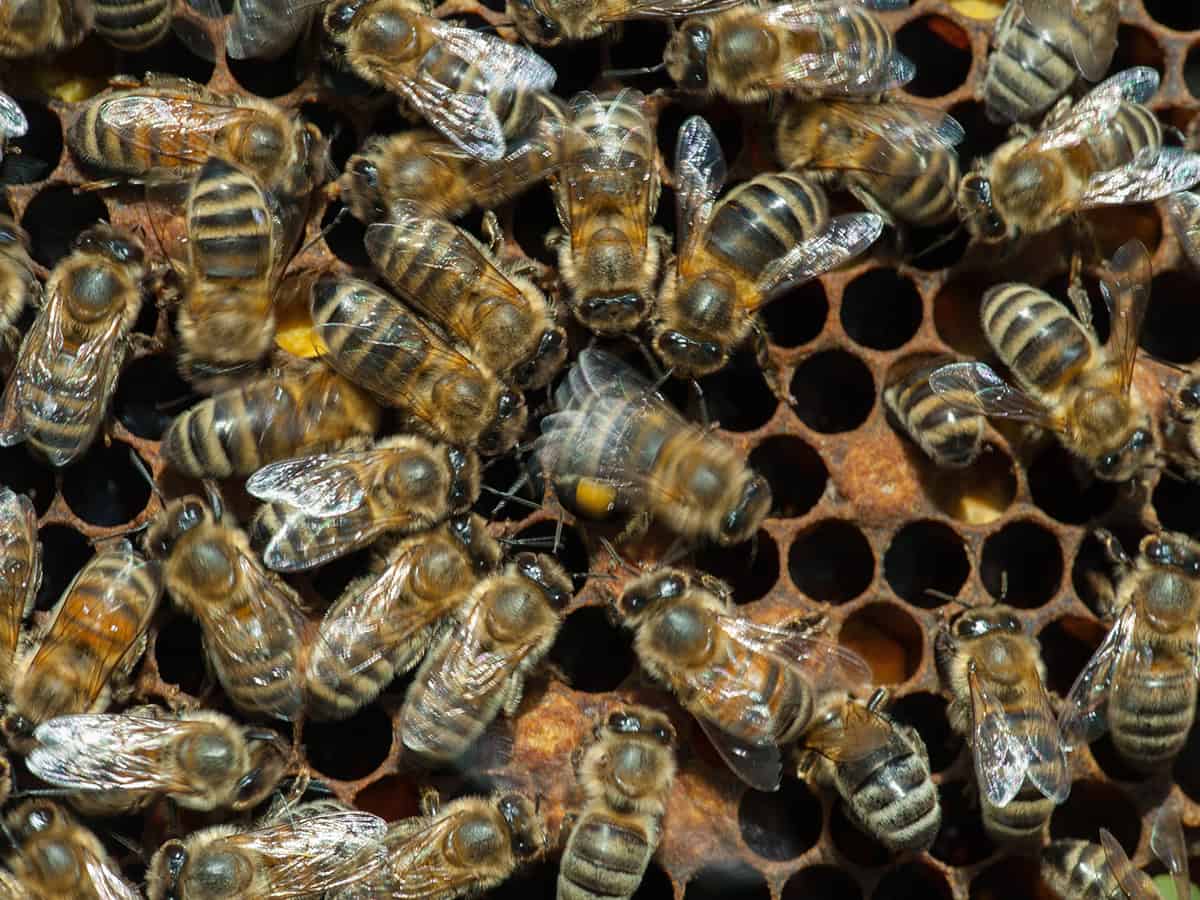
(109, 831, 146, 861)
(480, 484, 544, 512)
(127, 448, 165, 502)
(603, 62, 666, 79)
(599, 537, 640, 576)
(908, 222, 963, 263)
(0, 820, 15, 852)
(925, 588, 972, 607)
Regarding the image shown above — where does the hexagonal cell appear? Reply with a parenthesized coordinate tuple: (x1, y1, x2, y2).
(1027, 443, 1116, 525)
(1143, 271, 1200, 364)
(737, 778, 822, 861)
(841, 268, 923, 351)
(762, 280, 827, 348)
(788, 520, 874, 604)
(1146, 0, 1200, 30)
(0, 96, 61, 185)
(34, 525, 91, 612)
(931, 780, 994, 867)
(1070, 527, 1146, 615)
(840, 603, 922, 685)
(969, 856, 1056, 900)
(782, 866, 862, 900)
(550, 606, 635, 694)
(1153, 474, 1200, 535)
(474, 453, 542, 524)
(154, 615, 207, 696)
(831, 800, 890, 867)
(226, 39, 306, 96)
(883, 520, 969, 608)
(633, 864, 674, 900)
(322, 201, 370, 267)
(302, 102, 358, 173)
(1188, 43, 1200, 99)
(303, 705, 393, 783)
(691, 350, 778, 433)
(352, 774, 420, 823)
(889, 692, 959, 773)
(1049, 780, 1140, 851)
(22, 185, 109, 267)
(895, 17, 972, 98)
(872, 862, 953, 900)
(791, 350, 875, 434)
(1037, 615, 1105, 698)
(0, 445, 56, 516)
(114, 355, 196, 441)
(118, 26, 215, 85)
(980, 521, 1063, 608)
(1174, 720, 1200, 804)
(61, 442, 154, 527)
(748, 436, 827, 519)
(684, 861, 770, 900)
(923, 444, 1017, 524)
(704, 529, 780, 605)
(1109, 25, 1165, 85)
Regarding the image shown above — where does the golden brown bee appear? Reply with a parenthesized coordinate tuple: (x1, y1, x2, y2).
(332, 791, 547, 900)
(322, 0, 556, 161)
(799, 689, 940, 854)
(663, 0, 913, 103)
(930, 239, 1155, 483)
(558, 707, 676, 900)
(653, 116, 882, 379)
(0, 487, 40, 697)
(537, 349, 772, 547)
(365, 204, 566, 390)
(613, 567, 872, 792)
(5, 801, 141, 899)
(549, 89, 668, 335)
(26, 707, 289, 816)
(0, 0, 92, 58)
(306, 514, 501, 721)
(144, 486, 305, 722)
(67, 73, 325, 199)
(775, 98, 964, 227)
(147, 800, 389, 900)
(162, 365, 381, 480)
(247, 435, 481, 572)
(0, 213, 39, 359)
(883, 355, 985, 469)
(0, 225, 145, 468)
(507, 0, 739, 45)
(399, 552, 571, 762)
(4, 540, 162, 747)
(311, 274, 527, 454)
(936, 602, 1069, 845)
(983, 0, 1118, 124)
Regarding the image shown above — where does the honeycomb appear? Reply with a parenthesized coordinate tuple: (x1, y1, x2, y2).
(5, 0, 1200, 897)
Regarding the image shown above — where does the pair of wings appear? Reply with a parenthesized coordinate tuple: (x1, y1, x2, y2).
(1099, 800, 1190, 900)
(803, 699, 899, 764)
(674, 116, 883, 306)
(1019, 0, 1118, 84)
(593, 0, 747, 24)
(0, 92, 27, 165)
(0, 488, 39, 665)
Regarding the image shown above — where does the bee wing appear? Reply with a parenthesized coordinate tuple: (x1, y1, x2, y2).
(599, 0, 744, 21)
(1168, 191, 1200, 271)
(755, 212, 884, 303)
(674, 116, 726, 254)
(0, 487, 39, 658)
(967, 663, 1029, 808)
(1098, 239, 1151, 398)
(928, 361, 1056, 427)
(1022, 0, 1118, 82)
(1100, 829, 1159, 900)
(795, 101, 964, 177)
(1024, 682, 1071, 804)
(465, 116, 563, 202)
(1078, 147, 1200, 210)
(95, 93, 252, 168)
(0, 288, 70, 450)
(693, 714, 783, 792)
(1026, 67, 1160, 153)
(1058, 601, 1139, 748)
(0, 92, 27, 141)
(247, 452, 373, 518)
(370, 810, 501, 899)
(426, 600, 540, 707)
(1150, 800, 1190, 900)
(718, 614, 875, 696)
(83, 851, 141, 900)
(803, 701, 894, 764)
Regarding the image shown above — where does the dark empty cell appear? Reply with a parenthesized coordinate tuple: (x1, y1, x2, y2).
(353, 774, 419, 822)
(1148, 1, 1200, 31)
(789, 520, 874, 604)
(508, 185, 558, 267)
(474, 452, 543, 524)
(550, 606, 634, 693)
(738, 778, 821, 861)
(113, 355, 195, 440)
(117, 26, 214, 84)
(1143, 272, 1200, 363)
(840, 603, 922, 685)
(702, 531, 779, 604)
(1153, 474, 1200, 534)
(22, 186, 109, 267)
(930, 780, 993, 867)
(884, 520, 969, 607)
(1027, 443, 1116, 525)
(0, 97, 61, 185)
(301, 103, 357, 172)
(905, 224, 968, 272)
(782, 866, 862, 900)
(762, 279, 827, 347)
(154, 615, 207, 696)
(831, 801, 890, 867)
(512, 519, 588, 581)
(303, 704, 392, 781)
(527, 39, 604, 98)
(1037, 616, 1105, 698)
(933, 276, 993, 360)
(633, 863, 674, 900)
(924, 444, 1017, 525)
(61, 443, 153, 526)
(980, 521, 1062, 608)
(873, 863, 953, 900)
(895, 17, 971, 98)
(226, 38, 305, 96)
(684, 862, 770, 900)
(488, 859, 560, 900)
(969, 857, 1049, 900)
(1188, 44, 1200, 99)
(1174, 721, 1200, 803)
(34, 526, 91, 612)
(1091, 732, 1149, 784)
(748, 436, 827, 519)
(693, 350, 777, 432)
(607, 20, 675, 93)
(322, 201, 369, 267)
(947, 100, 1010, 175)
(1071, 525, 1145, 613)
(889, 692, 958, 773)
(0, 445, 55, 515)
(1050, 780, 1139, 850)
(309, 546, 374, 607)
(1110, 26, 1165, 84)
(841, 268, 923, 350)
(791, 350, 874, 433)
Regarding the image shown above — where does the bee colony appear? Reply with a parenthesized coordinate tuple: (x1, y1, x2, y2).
(4, 0, 1200, 897)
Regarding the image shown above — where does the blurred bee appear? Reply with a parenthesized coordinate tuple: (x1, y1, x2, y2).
(558, 707, 676, 900)
(775, 98, 964, 228)
(1163, 366, 1200, 483)
(0, 225, 145, 468)
(247, 434, 481, 572)
(1169, 191, 1200, 273)
(653, 116, 882, 379)
(507, 0, 740, 45)
(663, 0, 914, 103)
(883, 354, 985, 469)
(146, 800, 388, 900)
(227, 0, 314, 60)
(537, 349, 772, 547)
(4, 540, 162, 747)
(0, 0, 92, 58)
(365, 203, 567, 390)
(0, 92, 28, 165)
(162, 365, 381, 480)
(613, 567, 873, 791)
(798, 689, 940, 854)
(331, 790, 546, 900)
(399, 552, 571, 762)
(930, 239, 1155, 483)
(0, 214, 39, 360)
(311, 275, 527, 454)
(144, 485, 305, 721)
(958, 68, 1200, 246)
(92, 0, 170, 50)
(0, 487, 40, 697)
(67, 73, 325, 199)
(936, 601, 1069, 845)
(322, 0, 556, 161)
(306, 515, 501, 721)
(549, 89, 669, 335)
(5, 801, 141, 899)
(983, 0, 1118, 124)
(26, 707, 289, 816)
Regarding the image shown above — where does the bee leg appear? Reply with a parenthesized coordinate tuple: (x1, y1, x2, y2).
(73, 178, 127, 193)
(502, 674, 528, 717)
(481, 210, 504, 256)
(615, 511, 651, 544)
(419, 785, 442, 818)
(752, 320, 795, 407)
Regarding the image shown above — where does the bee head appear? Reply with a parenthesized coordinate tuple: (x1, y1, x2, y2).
(340, 152, 387, 221)
(1177, 376, 1200, 419)
(952, 606, 1022, 640)
(323, 0, 365, 37)
(616, 570, 687, 621)
(664, 21, 712, 90)
(149, 841, 189, 900)
(508, 0, 561, 45)
(1093, 425, 1155, 482)
(479, 389, 528, 455)
(605, 708, 676, 747)
(496, 793, 546, 859)
(718, 473, 771, 546)
(956, 173, 1007, 243)
(515, 552, 573, 611)
(515, 326, 567, 390)
(73, 224, 144, 267)
(577, 291, 648, 334)
(443, 447, 480, 511)
(144, 496, 211, 560)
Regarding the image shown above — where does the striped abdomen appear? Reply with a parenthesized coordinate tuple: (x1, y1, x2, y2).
(852, 137, 959, 226)
(981, 702, 1058, 843)
(93, 0, 171, 51)
(835, 730, 940, 853)
(1041, 839, 1125, 900)
(558, 814, 654, 900)
(982, 1, 1075, 124)
(68, 91, 219, 176)
(980, 283, 1095, 396)
(884, 357, 984, 468)
(0, 490, 39, 693)
(251, 501, 392, 572)
(1109, 629, 1196, 770)
(1083, 101, 1162, 173)
(418, 39, 539, 138)
(187, 157, 273, 285)
(366, 216, 485, 322)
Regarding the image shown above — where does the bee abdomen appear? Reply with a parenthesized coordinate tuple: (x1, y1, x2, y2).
(1110, 668, 1196, 769)
(864, 145, 959, 226)
(558, 815, 653, 900)
(93, 0, 171, 50)
(705, 173, 828, 277)
(1041, 839, 1122, 900)
(1087, 102, 1162, 172)
(188, 158, 272, 281)
(982, 2, 1075, 123)
(840, 745, 940, 852)
(215, 642, 303, 720)
(983, 784, 1053, 843)
(981, 283, 1093, 393)
(884, 357, 984, 467)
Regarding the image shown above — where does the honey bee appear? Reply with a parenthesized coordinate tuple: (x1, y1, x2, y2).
(983, 0, 1119, 124)
(663, 1, 914, 103)
(92, 0, 170, 51)
(930, 239, 1155, 483)
(958, 68, 1200, 246)
(162, 365, 381, 480)
(936, 601, 1070, 845)
(365, 203, 567, 390)
(537, 349, 772, 547)
(144, 486, 305, 722)
(306, 514, 501, 721)
(67, 74, 325, 199)
(0, 225, 145, 468)
(1168, 191, 1200, 273)
(798, 689, 940, 854)
(247, 435, 481, 572)
(331, 791, 547, 900)
(883, 354, 985, 469)
(311, 274, 527, 454)
(558, 706, 676, 900)
(322, 0, 556, 161)
(399, 552, 571, 762)
(653, 116, 882, 379)
(1162, 367, 1200, 482)
(507, 0, 740, 45)
(0, 92, 28, 165)
(613, 567, 873, 792)
(0, 487, 40, 697)
(5, 801, 141, 899)
(549, 89, 669, 335)
(26, 707, 289, 816)
(0, 0, 92, 58)
(4, 540, 162, 747)
(227, 0, 314, 60)
(146, 800, 388, 900)
(775, 98, 964, 227)
(0, 214, 39, 359)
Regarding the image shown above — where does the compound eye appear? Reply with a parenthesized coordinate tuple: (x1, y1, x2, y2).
(1098, 453, 1120, 475)
(1129, 429, 1151, 450)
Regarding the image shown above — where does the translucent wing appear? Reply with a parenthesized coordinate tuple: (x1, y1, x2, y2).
(602, 0, 745, 20)
(247, 452, 373, 518)
(718, 614, 875, 697)
(94, 92, 253, 167)
(465, 118, 563, 203)
(674, 116, 726, 253)
(756, 213, 883, 302)
(694, 715, 783, 792)
(82, 851, 141, 900)
(1022, 0, 1118, 82)
(430, 19, 556, 91)
(1058, 601, 1138, 748)
(1168, 191, 1200, 272)
(0, 92, 27, 140)
(793, 100, 964, 177)
(369, 810, 505, 899)
(968, 663, 1028, 807)
(1026, 67, 1160, 154)
(1078, 148, 1200, 209)
(928, 361, 1055, 426)
(1100, 829, 1159, 900)
(1150, 800, 1190, 900)
(803, 700, 895, 764)
(0, 487, 39, 664)
(1099, 239, 1151, 397)
(1023, 681, 1071, 803)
